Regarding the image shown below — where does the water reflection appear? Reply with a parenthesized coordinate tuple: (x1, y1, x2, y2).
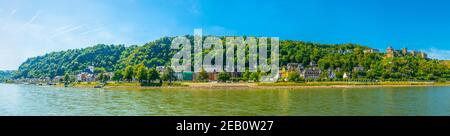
(0, 84, 449, 116)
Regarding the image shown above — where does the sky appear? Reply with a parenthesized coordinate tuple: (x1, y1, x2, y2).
(0, 0, 450, 70)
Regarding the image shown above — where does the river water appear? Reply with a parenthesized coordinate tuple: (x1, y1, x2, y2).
(0, 83, 449, 116)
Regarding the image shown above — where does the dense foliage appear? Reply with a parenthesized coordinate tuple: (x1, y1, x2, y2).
(0, 70, 15, 81)
(17, 44, 126, 78)
(15, 36, 449, 81)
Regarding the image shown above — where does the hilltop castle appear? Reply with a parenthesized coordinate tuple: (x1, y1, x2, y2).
(386, 46, 427, 59)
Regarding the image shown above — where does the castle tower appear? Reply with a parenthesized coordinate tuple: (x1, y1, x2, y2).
(419, 52, 428, 59)
(411, 50, 416, 56)
(386, 46, 394, 58)
(402, 48, 408, 56)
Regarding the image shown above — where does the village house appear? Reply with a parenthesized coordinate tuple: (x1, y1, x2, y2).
(157, 66, 196, 81)
(280, 62, 323, 80)
(192, 67, 219, 81)
(303, 69, 321, 80)
(156, 66, 165, 73)
(364, 49, 380, 54)
(77, 73, 95, 82)
(327, 68, 336, 79)
(279, 63, 304, 81)
(41, 77, 51, 82)
(77, 66, 96, 82)
(353, 65, 365, 72)
(52, 76, 63, 82)
(336, 49, 353, 54)
(279, 67, 288, 81)
(287, 63, 301, 72)
(302, 61, 321, 80)
(204, 67, 219, 81)
(230, 71, 243, 79)
(343, 72, 351, 79)
(352, 65, 366, 78)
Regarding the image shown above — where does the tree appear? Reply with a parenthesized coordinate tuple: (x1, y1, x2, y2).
(335, 71, 344, 80)
(94, 67, 106, 74)
(250, 72, 260, 82)
(320, 70, 329, 80)
(287, 72, 300, 82)
(366, 70, 376, 79)
(112, 70, 123, 81)
(63, 74, 74, 85)
(98, 73, 110, 83)
(103, 74, 110, 83)
(64, 74, 70, 83)
(198, 68, 209, 81)
(16, 44, 126, 79)
(242, 70, 251, 81)
(0, 70, 15, 81)
(161, 67, 176, 83)
(218, 72, 231, 82)
(123, 66, 134, 82)
(135, 63, 149, 83)
(98, 72, 104, 82)
(148, 68, 160, 82)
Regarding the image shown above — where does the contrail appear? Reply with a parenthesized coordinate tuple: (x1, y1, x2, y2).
(49, 25, 84, 38)
(25, 11, 41, 25)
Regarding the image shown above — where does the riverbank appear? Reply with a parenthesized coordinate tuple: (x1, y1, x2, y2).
(51, 81, 450, 89)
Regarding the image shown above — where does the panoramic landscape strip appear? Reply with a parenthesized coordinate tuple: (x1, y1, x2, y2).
(2, 0, 450, 133)
(1, 35, 448, 88)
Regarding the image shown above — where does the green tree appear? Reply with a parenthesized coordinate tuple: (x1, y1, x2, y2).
(123, 66, 134, 82)
(112, 70, 123, 81)
(250, 72, 260, 82)
(135, 63, 149, 83)
(198, 68, 209, 81)
(366, 70, 376, 79)
(148, 68, 160, 82)
(103, 74, 110, 83)
(161, 67, 176, 83)
(218, 72, 231, 82)
(288, 72, 300, 82)
(98, 72, 104, 82)
(98, 73, 110, 83)
(64, 74, 70, 83)
(63, 74, 74, 85)
(94, 67, 106, 74)
(242, 70, 251, 81)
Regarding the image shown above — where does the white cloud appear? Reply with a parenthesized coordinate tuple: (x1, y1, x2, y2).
(424, 48, 450, 60)
(48, 24, 85, 39)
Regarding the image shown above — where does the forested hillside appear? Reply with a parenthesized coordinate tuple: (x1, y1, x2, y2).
(0, 70, 15, 81)
(15, 36, 449, 81)
(17, 44, 126, 78)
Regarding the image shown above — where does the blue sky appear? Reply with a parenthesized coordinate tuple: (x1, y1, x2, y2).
(0, 0, 449, 70)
